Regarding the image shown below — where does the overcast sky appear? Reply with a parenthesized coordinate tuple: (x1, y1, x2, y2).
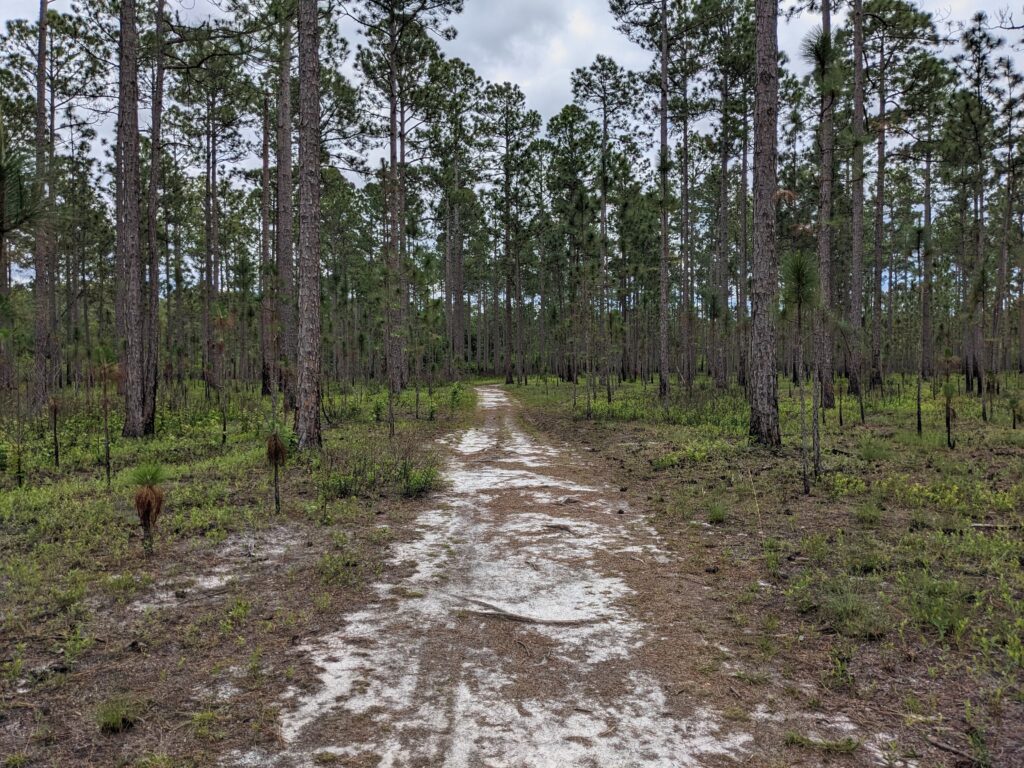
(2, 0, 1005, 124)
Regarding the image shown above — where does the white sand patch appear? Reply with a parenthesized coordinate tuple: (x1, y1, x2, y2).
(452, 427, 495, 454)
(246, 385, 749, 767)
(476, 387, 509, 409)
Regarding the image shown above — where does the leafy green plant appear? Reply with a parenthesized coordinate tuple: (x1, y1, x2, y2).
(401, 462, 441, 497)
(317, 550, 362, 586)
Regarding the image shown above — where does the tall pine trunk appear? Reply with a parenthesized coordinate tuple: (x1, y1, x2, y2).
(870, 38, 887, 390)
(260, 95, 276, 395)
(848, 0, 865, 396)
(143, 0, 165, 436)
(814, 0, 835, 408)
(33, 0, 56, 410)
(294, 0, 321, 449)
(277, 14, 297, 410)
(657, 0, 670, 402)
(749, 0, 780, 446)
(119, 0, 145, 437)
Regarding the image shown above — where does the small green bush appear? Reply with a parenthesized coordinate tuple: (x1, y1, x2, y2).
(401, 464, 441, 497)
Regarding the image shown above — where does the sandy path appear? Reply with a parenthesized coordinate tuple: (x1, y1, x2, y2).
(230, 386, 751, 767)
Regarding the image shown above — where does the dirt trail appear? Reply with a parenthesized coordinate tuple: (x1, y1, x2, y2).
(231, 386, 753, 767)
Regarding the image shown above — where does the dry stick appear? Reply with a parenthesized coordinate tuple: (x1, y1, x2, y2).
(459, 597, 595, 626)
(925, 736, 982, 765)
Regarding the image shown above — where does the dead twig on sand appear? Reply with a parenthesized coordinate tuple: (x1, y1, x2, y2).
(459, 597, 596, 626)
(543, 523, 574, 534)
(925, 736, 983, 765)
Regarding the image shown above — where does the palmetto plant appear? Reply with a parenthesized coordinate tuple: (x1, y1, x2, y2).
(129, 463, 168, 553)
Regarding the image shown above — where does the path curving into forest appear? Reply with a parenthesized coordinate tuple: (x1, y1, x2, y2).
(231, 386, 752, 767)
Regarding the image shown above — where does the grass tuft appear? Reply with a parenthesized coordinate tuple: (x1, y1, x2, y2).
(95, 696, 142, 734)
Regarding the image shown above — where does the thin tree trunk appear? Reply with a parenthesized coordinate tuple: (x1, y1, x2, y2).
(815, 0, 835, 408)
(870, 40, 886, 390)
(143, 0, 165, 435)
(848, 0, 865, 396)
(276, 14, 297, 410)
(119, 0, 145, 437)
(33, 0, 55, 410)
(921, 146, 934, 378)
(260, 95, 276, 396)
(657, 0, 670, 402)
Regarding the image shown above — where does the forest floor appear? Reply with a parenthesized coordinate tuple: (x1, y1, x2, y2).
(513, 374, 1024, 768)
(1, 378, 1022, 767)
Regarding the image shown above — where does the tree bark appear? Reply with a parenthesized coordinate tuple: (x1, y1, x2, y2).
(260, 95, 276, 396)
(143, 0, 165, 435)
(848, 0, 865, 396)
(869, 37, 886, 390)
(921, 146, 933, 378)
(814, 0, 835, 408)
(657, 0, 670, 402)
(276, 13, 297, 410)
(749, 0, 781, 447)
(294, 0, 321, 449)
(33, 0, 56, 410)
(119, 0, 145, 437)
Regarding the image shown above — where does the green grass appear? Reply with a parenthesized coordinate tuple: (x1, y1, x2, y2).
(95, 696, 143, 734)
(783, 731, 860, 754)
(707, 501, 727, 525)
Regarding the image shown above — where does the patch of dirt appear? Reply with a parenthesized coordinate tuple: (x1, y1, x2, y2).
(225, 387, 923, 767)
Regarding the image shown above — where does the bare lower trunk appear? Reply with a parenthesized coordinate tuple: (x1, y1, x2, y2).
(749, 0, 780, 447)
(119, 0, 145, 437)
(260, 95, 276, 395)
(869, 40, 886, 390)
(657, 0, 670, 402)
(32, 0, 55, 410)
(277, 15, 297, 410)
(294, 0, 321, 449)
(921, 148, 933, 378)
(143, 0, 165, 435)
(814, 0, 834, 408)
(848, 0, 865, 396)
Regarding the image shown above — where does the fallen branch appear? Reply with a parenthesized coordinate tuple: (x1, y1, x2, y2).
(543, 523, 574, 533)
(925, 736, 982, 765)
(459, 597, 596, 626)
